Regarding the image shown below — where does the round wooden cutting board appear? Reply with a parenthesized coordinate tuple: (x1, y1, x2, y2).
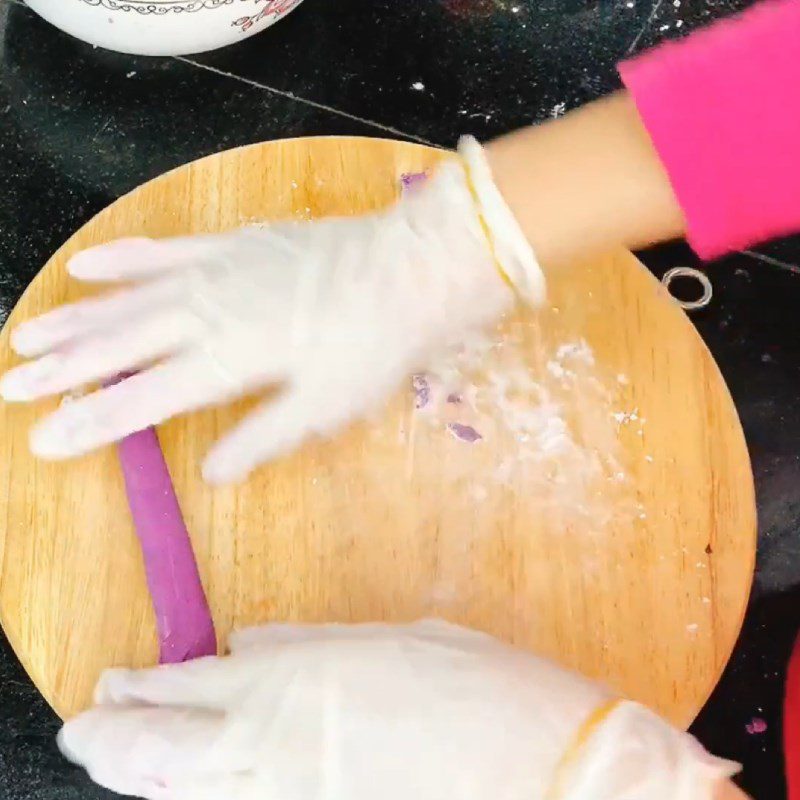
(0, 137, 755, 724)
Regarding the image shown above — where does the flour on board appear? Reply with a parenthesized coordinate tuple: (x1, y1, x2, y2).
(410, 322, 634, 527)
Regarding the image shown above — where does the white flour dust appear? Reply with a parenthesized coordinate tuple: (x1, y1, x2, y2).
(410, 322, 633, 527)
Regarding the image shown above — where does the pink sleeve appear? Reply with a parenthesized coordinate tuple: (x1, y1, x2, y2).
(618, 0, 800, 260)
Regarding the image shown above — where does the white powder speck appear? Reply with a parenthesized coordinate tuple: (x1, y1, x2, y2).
(511, 5, 521, 12)
(645, 455, 654, 463)
(611, 407, 638, 425)
(550, 101, 567, 118)
(411, 81, 425, 91)
(290, 180, 298, 189)
(546, 360, 574, 381)
(702, 597, 710, 604)
(555, 339, 594, 365)
(659, 23, 670, 31)
(616, 373, 629, 385)
(625, 1, 634, 6)
(686, 623, 699, 634)
(676, 19, 684, 27)
(533, 412, 571, 454)
(413, 328, 629, 527)
(126, 71, 137, 78)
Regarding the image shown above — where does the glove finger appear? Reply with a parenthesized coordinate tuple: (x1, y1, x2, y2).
(201, 389, 329, 484)
(228, 624, 322, 653)
(159, 771, 261, 800)
(9, 278, 180, 358)
(228, 621, 468, 653)
(0, 307, 204, 402)
(202, 369, 395, 484)
(95, 658, 257, 711)
(67, 236, 226, 282)
(79, 764, 158, 800)
(228, 623, 366, 653)
(28, 352, 241, 459)
(58, 706, 250, 798)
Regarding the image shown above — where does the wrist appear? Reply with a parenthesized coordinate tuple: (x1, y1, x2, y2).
(398, 138, 545, 308)
(456, 136, 546, 307)
(485, 92, 685, 267)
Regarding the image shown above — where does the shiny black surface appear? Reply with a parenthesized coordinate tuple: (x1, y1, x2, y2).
(0, 1, 797, 797)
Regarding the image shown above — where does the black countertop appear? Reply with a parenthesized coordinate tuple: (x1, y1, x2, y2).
(0, 1, 797, 797)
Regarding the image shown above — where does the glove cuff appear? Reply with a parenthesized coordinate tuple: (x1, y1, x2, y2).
(457, 135, 546, 306)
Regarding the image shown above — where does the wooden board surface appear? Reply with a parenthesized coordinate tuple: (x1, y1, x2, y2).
(0, 137, 756, 724)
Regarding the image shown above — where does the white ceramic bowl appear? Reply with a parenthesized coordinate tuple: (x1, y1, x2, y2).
(24, 0, 305, 56)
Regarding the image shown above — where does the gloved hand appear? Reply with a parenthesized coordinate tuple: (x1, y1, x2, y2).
(0, 137, 544, 484)
(58, 620, 737, 800)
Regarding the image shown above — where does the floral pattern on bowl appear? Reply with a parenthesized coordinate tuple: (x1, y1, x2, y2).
(26, 0, 304, 55)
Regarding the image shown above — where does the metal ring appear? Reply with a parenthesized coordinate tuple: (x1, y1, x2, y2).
(661, 267, 713, 311)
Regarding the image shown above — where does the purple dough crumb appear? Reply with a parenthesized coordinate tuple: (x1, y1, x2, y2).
(412, 374, 431, 409)
(401, 172, 427, 190)
(447, 393, 462, 404)
(745, 717, 767, 735)
(447, 422, 482, 443)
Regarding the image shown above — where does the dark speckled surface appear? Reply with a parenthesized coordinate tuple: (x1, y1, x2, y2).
(0, 0, 798, 797)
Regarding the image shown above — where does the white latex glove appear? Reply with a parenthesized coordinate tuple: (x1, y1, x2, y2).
(58, 620, 736, 800)
(0, 137, 544, 484)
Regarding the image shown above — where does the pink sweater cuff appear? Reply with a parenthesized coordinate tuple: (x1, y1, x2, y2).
(619, 0, 800, 260)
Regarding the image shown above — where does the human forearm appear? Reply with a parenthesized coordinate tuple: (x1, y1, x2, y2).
(488, 0, 800, 271)
(485, 90, 684, 270)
